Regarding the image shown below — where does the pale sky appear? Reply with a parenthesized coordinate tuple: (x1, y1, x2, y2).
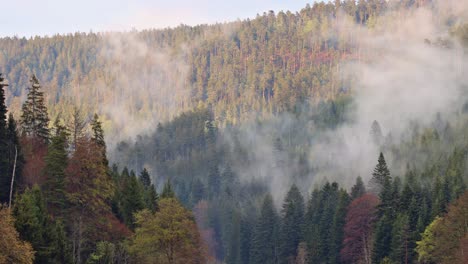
(0, 0, 320, 37)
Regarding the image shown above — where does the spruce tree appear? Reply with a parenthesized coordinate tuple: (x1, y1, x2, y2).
(279, 184, 304, 264)
(90, 113, 109, 168)
(121, 172, 145, 228)
(0, 74, 10, 203)
(369, 152, 391, 194)
(370, 120, 383, 145)
(43, 118, 69, 213)
(161, 179, 175, 199)
(139, 168, 151, 188)
(250, 194, 279, 264)
(351, 176, 366, 199)
(20, 75, 49, 141)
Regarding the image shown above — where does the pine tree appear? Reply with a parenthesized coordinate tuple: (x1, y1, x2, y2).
(250, 194, 279, 264)
(146, 184, 159, 212)
(90, 113, 108, 167)
(370, 120, 383, 145)
(44, 118, 69, 213)
(161, 179, 175, 199)
(369, 152, 391, 194)
(0, 73, 10, 203)
(351, 176, 366, 199)
(139, 168, 151, 188)
(13, 185, 69, 263)
(329, 190, 350, 264)
(279, 184, 304, 264)
(20, 75, 49, 141)
(121, 172, 145, 228)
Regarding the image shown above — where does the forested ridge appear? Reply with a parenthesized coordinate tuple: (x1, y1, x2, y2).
(1, 0, 457, 138)
(1, 0, 468, 264)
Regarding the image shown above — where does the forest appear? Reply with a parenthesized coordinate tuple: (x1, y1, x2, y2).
(1, 0, 468, 264)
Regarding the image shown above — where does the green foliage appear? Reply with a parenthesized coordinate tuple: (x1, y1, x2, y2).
(127, 198, 206, 264)
(161, 180, 176, 199)
(369, 152, 391, 194)
(13, 185, 70, 263)
(0, 73, 10, 203)
(43, 118, 69, 212)
(20, 75, 49, 142)
(250, 194, 279, 264)
(279, 184, 304, 264)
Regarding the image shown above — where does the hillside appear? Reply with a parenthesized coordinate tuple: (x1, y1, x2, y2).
(0, 0, 426, 143)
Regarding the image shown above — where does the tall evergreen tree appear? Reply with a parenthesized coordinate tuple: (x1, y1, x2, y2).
(279, 184, 304, 264)
(90, 113, 108, 166)
(139, 168, 151, 188)
(161, 179, 175, 199)
(43, 118, 69, 213)
(351, 176, 366, 199)
(250, 194, 279, 264)
(120, 172, 145, 228)
(370, 120, 383, 145)
(369, 152, 391, 194)
(20, 75, 49, 141)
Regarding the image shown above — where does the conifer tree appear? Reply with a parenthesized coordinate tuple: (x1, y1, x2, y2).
(121, 172, 145, 228)
(351, 176, 366, 199)
(20, 75, 49, 141)
(279, 184, 304, 264)
(161, 180, 175, 199)
(369, 152, 391, 194)
(370, 120, 383, 145)
(90, 113, 108, 167)
(139, 168, 151, 188)
(250, 194, 279, 264)
(44, 118, 69, 213)
(14, 185, 70, 263)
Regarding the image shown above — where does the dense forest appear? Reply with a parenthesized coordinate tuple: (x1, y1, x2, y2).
(1, 0, 468, 264)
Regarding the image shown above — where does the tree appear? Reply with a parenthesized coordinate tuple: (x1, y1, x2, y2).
(250, 194, 279, 264)
(370, 120, 383, 146)
(351, 176, 366, 199)
(127, 198, 206, 264)
(416, 191, 468, 264)
(20, 75, 49, 141)
(120, 172, 145, 228)
(13, 185, 70, 263)
(369, 152, 390, 195)
(279, 184, 304, 264)
(161, 180, 176, 199)
(65, 138, 116, 263)
(90, 114, 108, 167)
(0, 204, 35, 264)
(68, 106, 87, 152)
(44, 118, 69, 213)
(139, 168, 151, 188)
(0, 73, 10, 203)
(341, 194, 379, 264)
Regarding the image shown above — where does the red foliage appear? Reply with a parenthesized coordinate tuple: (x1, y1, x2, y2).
(20, 136, 47, 188)
(341, 194, 379, 264)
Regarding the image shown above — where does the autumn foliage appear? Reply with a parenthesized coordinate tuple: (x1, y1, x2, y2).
(0, 205, 34, 264)
(341, 194, 379, 264)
